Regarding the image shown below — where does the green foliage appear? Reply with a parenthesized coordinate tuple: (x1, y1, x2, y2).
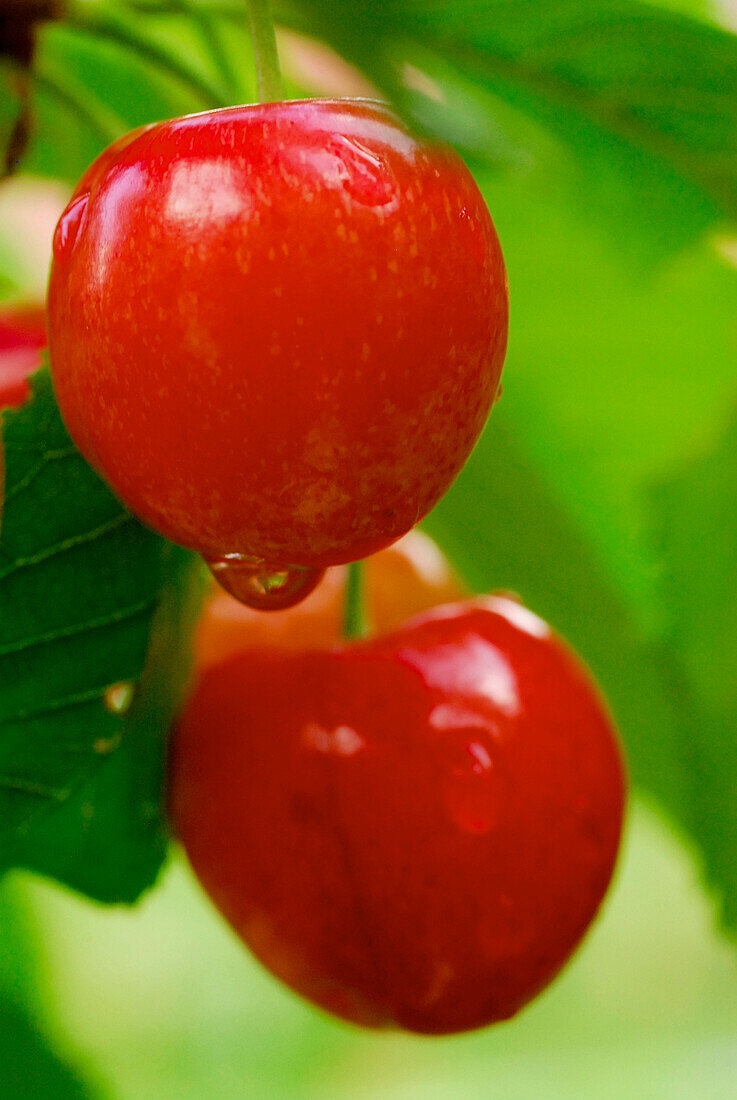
(17, 805, 737, 1098)
(651, 415, 737, 925)
(0, 882, 93, 1098)
(0, 370, 205, 903)
(0, 996, 91, 1098)
(11, 2, 257, 181)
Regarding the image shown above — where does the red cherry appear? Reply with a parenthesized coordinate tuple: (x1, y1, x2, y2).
(47, 99, 508, 570)
(0, 305, 47, 409)
(0, 305, 48, 532)
(170, 596, 625, 1035)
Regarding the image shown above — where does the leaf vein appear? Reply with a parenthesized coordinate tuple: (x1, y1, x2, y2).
(0, 775, 70, 802)
(0, 684, 118, 725)
(0, 597, 158, 657)
(2, 445, 80, 506)
(0, 512, 133, 580)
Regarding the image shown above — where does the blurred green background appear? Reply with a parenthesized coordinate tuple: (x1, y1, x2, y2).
(1, 0, 736, 1095)
(2, 803, 736, 1099)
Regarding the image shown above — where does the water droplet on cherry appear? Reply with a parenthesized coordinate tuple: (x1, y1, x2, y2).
(441, 737, 499, 835)
(205, 553, 325, 611)
(53, 192, 90, 260)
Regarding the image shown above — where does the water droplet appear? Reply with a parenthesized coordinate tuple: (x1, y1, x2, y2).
(205, 553, 325, 611)
(104, 681, 134, 715)
(53, 192, 90, 260)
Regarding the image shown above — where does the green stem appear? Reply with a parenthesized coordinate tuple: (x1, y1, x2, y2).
(343, 562, 369, 641)
(244, 0, 284, 102)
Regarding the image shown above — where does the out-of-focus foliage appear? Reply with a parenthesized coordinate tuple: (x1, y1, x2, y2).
(8, 802, 737, 1099)
(0, 881, 92, 1098)
(650, 414, 737, 925)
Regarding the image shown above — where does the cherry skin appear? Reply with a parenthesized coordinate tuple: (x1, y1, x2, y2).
(195, 530, 466, 669)
(170, 596, 625, 1035)
(47, 99, 508, 570)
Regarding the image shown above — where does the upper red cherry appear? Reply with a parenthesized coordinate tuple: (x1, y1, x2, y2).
(47, 99, 508, 569)
(169, 596, 625, 1035)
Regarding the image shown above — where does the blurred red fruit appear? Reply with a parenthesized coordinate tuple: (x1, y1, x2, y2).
(171, 596, 625, 1035)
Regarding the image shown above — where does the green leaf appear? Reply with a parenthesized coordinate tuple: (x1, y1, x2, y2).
(650, 412, 737, 927)
(0, 994, 92, 1098)
(475, 154, 737, 618)
(62, 1, 230, 109)
(281, 0, 737, 239)
(0, 880, 93, 1098)
(0, 368, 205, 903)
(16, 4, 257, 182)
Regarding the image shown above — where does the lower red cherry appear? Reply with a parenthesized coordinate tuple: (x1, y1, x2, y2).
(169, 596, 625, 1035)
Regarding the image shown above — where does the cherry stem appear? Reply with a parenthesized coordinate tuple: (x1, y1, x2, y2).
(244, 0, 284, 102)
(343, 562, 369, 641)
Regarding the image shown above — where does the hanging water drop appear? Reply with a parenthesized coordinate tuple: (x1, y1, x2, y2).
(205, 553, 325, 611)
